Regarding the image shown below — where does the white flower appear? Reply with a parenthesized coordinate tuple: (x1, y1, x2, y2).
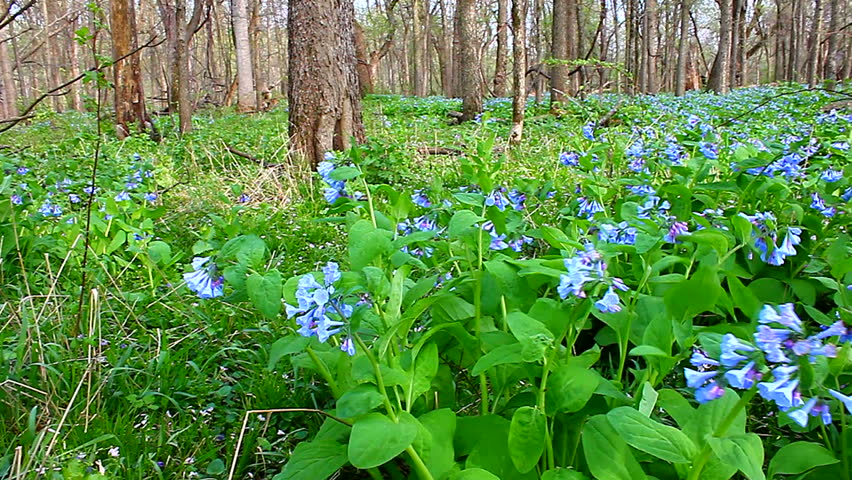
(108, 446, 120, 457)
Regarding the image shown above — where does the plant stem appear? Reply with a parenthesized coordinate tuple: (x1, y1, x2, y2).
(687, 387, 758, 480)
(305, 347, 340, 398)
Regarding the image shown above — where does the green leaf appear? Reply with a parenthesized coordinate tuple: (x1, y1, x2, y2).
(147, 240, 172, 264)
(206, 459, 226, 475)
(545, 365, 599, 414)
(628, 345, 670, 357)
(683, 389, 746, 443)
(275, 439, 348, 480)
(327, 166, 361, 181)
(582, 415, 647, 480)
(472, 343, 523, 376)
(541, 469, 589, 480)
(247, 270, 282, 319)
(349, 220, 393, 270)
(450, 469, 501, 480)
(726, 275, 762, 318)
(106, 230, 126, 254)
(507, 311, 554, 362)
(267, 336, 310, 370)
(221, 234, 267, 267)
(449, 210, 484, 237)
(336, 384, 385, 418)
(656, 389, 694, 429)
(606, 407, 698, 464)
(638, 382, 658, 417)
(348, 412, 418, 469)
(664, 266, 722, 320)
(419, 409, 457, 480)
(408, 342, 439, 405)
(768, 441, 839, 477)
(708, 434, 765, 480)
(508, 407, 546, 473)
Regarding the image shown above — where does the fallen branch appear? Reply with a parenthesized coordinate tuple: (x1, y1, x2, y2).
(417, 146, 465, 156)
(224, 144, 283, 168)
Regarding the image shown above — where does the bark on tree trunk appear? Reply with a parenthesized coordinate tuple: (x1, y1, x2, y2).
(675, 0, 691, 95)
(0, 28, 15, 119)
(645, 0, 659, 93)
(233, 0, 256, 112)
(458, 0, 481, 121)
(176, 0, 191, 133)
(806, 0, 822, 85)
(111, 0, 154, 139)
(412, 0, 428, 96)
(493, 0, 508, 97)
(551, 0, 569, 106)
(509, 0, 526, 144)
(708, 0, 732, 93)
(288, 0, 366, 169)
(825, 0, 840, 81)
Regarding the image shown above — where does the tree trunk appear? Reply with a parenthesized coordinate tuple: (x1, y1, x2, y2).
(825, 0, 840, 80)
(111, 0, 154, 139)
(458, 0, 481, 121)
(493, 0, 508, 97)
(532, 0, 544, 103)
(645, 0, 659, 93)
(0, 28, 15, 119)
(675, 0, 691, 95)
(412, 0, 429, 96)
(707, 0, 732, 93)
(806, 0, 822, 85)
(233, 0, 256, 112)
(551, 0, 569, 106)
(288, 0, 365, 168)
(509, 0, 526, 144)
(176, 0, 192, 133)
(728, 0, 740, 87)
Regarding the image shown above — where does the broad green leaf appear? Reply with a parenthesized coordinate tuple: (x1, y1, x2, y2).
(664, 266, 723, 320)
(274, 439, 348, 480)
(683, 389, 746, 443)
(541, 469, 589, 480)
(147, 240, 171, 264)
(220, 234, 267, 267)
(507, 311, 554, 362)
(628, 345, 670, 357)
(336, 384, 385, 418)
(708, 434, 765, 480)
(638, 382, 658, 417)
(656, 389, 694, 429)
(726, 275, 761, 318)
(606, 407, 698, 464)
(449, 210, 484, 237)
(206, 459, 226, 475)
(348, 412, 418, 469)
(349, 220, 393, 270)
(247, 270, 282, 319)
(327, 165, 361, 181)
(545, 365, 599, 414)
(582, 415, 647, 480)
(408, 342, 439, 405)
(768, 441, 839, 477)
(508, 407, 546, 473)
(450, 469, 500, 480)
(472, 342, 523, 376)
(267, 336, 310, 370)
(419, 409, 457, 480)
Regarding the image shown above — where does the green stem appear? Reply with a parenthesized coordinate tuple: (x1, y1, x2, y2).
(306, 347, 340, 398)
(366, 468, 383, 480)
(538, 357, 555, 470)
(361, 178, 378, 229)
(687, 387, 758, 480)
(406, 446, 436, 480)
(475, 206, 489, 415)
(353, 335, 397, 420)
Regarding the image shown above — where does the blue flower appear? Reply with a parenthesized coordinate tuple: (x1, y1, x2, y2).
(38, 201, 63, 217)
(324, 187, 344, 204)
(11, 194, 22, 205)
(821, 169, 843, 183)
(594, 287, 622, 313)
(720, 334, 755, 367)
(577, 197, 604, 218)
(637, 196, 670, 219)
(69, 193, 81, 204)
(664, 221, 689, 243)
(829, 389, 852, 415)
(724, 361, 760, 389)
(183, 257, 224, 299)
(341, 337, 356, 356)
(758, 377, 802, 410)
(759, 304, 803, 333)
(489, 232, 509, 250)
(810, 193, 835, 217)
(485, 188, 509, 211)
(699, 142, 718, 160)
(286, 262, 351, 344)
(115, 191, 131, 202)
(695, 382, 726, 404)
(842, 187, 852, 202)
(788, 398, 817, 427)
(685, 369, 718, 389)
(582, 123, 595, 141)
(690, 350, 719, 367)
(626, 184, 656, 197)
(559, 151, 580, 167)
(16, 166, 29, 175)
(507, 189, 526, 210)
(238, 193, 250, 203)
(598, 221, 636, 245)
(411, 189, 432, 208)
(144, 192, 158, 201)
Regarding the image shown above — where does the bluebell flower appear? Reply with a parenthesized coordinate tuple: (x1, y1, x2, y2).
(664, 221, 689, 243)
(324, 187, 344, 204)
(637, 196, 670, 219)
(788, 398, 818, 427)
(664, 141, 686, 166)
(38, 201, 62, 217)
(814, 321, 848, 340)
(699, 142, 718, 160)
(625, 184, 656, 197)
(759, 304, 803, 333)
(559, 152, 580, 167)
(821, 169, 843, 183)
(582, 123, 595, 141)
(237, 193, 250, 203)
(628, 157, 649, 174)
(144, 192, 158, 201)
(485, 188, 509, 211)
(810, 193, 835, 217)
(720, 333, 755, 367)
(16, 166, 29, 175)
(842, 187, 852, 202)
(686, 114, 701, 127)
(317, 161, 335, 178)
(577, 197, 604, 218)
(625, 140, 645, 158)
(411, 189, 432, 208)
(759, 377, 802, 411)
(594, 287, 622, 313)
(724, 361, 760, 389)
(831, 141, 849, 150)
(695, 382, 726, 404)
(598, 221, 637, 245)
(507, 189, 526, 210)
(489, 232, 509, 250)
(115, 191, 131, 202)
(83, 185, 97, 195)
(829, 389, 852, 414)
(341, 337, 356, 356)
(183, 257, 224, 299)
(11, 194, 22, 205)
(68, 193, 81, 204)
(685, 369, 718, 389)
(690, 350, 719, 367)
(286, 262, 352, 344)
(508, 236, 532, 252)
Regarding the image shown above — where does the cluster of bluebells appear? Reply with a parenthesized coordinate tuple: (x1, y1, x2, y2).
(597, 221, 637, 245)
(184, 257, 224, 299)
(809, 192, 836, 218)
(685, 303, 852, 428)
(636, 194, 690, 244)
(285, 262, 356, 356)
(317, 156, 350, 204)
(483, 221, 532, 253)
(557, 243, 629, 313)
(739, 212, 801, 266)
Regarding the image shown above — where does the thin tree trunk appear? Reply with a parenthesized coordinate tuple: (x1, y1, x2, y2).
(176, 0, 191, 132)
(645, 0, 659, 93)
(493, 0, 508, 97)
(708, 0, 732, 93)
(551, 0, 569, 106)
(806, 0, 822, 85)
(111, 0, 154, 139)
(509, 0, 526, 144)
(532, 0, 544, 102)
(676, 0, 691, 95)
(0, 27, 15, 119)
(233, 0, 256, 111)
(458, 0, 481, 121)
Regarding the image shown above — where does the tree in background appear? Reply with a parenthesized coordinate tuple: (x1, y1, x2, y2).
(288, 0, 365, 168)
(111, 0, 155, 139)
